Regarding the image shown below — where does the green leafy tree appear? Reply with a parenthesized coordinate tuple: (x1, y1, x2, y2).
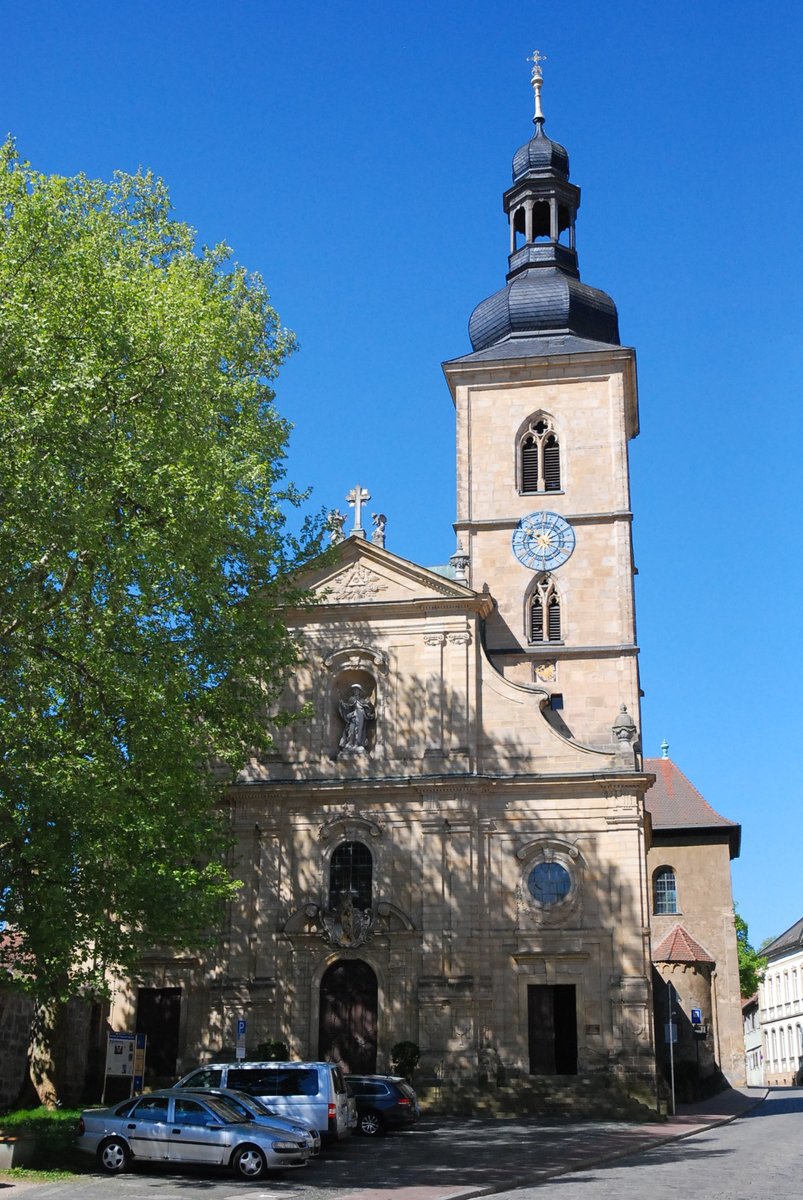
(735, 912, 767, 997)
(0, 142, 321, 1012)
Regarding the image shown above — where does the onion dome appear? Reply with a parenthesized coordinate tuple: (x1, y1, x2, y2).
(466, 51, 620, 355)
(469, 248, 619, 350)
(512, 123, 569, 182)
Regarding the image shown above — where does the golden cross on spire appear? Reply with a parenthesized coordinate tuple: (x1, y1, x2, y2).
(527, 48, 546, 124)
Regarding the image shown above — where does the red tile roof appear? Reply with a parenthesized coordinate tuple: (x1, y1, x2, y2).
(652, 923, 716, 965)
(645, 757, 740, 858)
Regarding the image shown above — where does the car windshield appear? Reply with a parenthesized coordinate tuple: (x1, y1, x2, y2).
(201, 1097, 243, 1124)
(226, 1090, 271, 1116)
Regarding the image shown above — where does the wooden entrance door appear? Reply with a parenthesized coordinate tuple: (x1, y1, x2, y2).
(136, 987, 182, 1086)
(527, 984, 578, 1075)
(318, 959, 377, 1073)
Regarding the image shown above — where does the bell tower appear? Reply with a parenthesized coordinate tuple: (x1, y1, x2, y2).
(444, 53, 641, 752)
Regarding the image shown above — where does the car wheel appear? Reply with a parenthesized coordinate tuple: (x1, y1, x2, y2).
(358, 1110, 384, 1137)
(98, 1136, 130, 1174)
(233, 1144, 267, 1180)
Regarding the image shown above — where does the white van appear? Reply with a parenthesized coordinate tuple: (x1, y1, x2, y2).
(173, 1061, 354, 1141)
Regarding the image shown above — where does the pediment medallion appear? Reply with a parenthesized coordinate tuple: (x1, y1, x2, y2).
(322, 564, 389, 603)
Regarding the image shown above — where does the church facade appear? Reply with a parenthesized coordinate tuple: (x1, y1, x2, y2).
(110, 60, 743, 1101)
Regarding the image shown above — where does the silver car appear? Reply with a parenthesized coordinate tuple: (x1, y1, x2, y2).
(175, 1086, 322, 1155)
(76, 1089, 310, 1179)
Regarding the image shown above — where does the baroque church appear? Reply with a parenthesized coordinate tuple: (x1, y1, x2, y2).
(111, 57, 744, 1101)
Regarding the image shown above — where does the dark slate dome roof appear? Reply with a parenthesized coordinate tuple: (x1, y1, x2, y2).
(512, 123, 569, 182)
(469, 265, 619, 352)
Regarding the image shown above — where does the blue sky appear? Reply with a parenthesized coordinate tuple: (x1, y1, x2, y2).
(3, 1, 801, 947)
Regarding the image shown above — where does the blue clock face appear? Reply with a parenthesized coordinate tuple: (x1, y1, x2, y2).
(512, 511, 575, 571)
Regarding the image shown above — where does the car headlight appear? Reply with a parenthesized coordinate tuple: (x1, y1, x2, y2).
(271, 1139, 302, 1152)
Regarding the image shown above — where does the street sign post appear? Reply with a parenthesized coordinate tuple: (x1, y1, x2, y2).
(236, 1018, 247, 1061)
(666, 983, 678, 1116)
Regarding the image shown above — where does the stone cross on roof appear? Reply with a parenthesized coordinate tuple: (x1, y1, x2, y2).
(346, 484, 371, 538)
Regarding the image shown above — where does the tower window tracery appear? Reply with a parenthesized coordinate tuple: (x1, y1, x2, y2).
(520, 416, 560, 493)
(529, 574, 561, 643)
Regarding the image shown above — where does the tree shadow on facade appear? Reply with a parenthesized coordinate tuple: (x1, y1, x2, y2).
(187, 652, 657, 1101)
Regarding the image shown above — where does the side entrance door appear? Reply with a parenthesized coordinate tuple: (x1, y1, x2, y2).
(527, 984, 578, 1075)
(136, 986, 181, 1086)
(318, 959, 377, 1073)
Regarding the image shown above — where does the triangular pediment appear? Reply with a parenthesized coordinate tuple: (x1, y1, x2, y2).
(298, 537, 484, 609)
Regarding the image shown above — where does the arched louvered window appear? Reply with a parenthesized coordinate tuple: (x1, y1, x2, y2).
(530, 575, 561, 643)
(653, 866, 678, 915)
(329, 840, 372, 910)
(520, 416, 561, 493)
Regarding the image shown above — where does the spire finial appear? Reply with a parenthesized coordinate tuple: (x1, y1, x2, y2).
(661, 739, 669, 759)
(527, 49, 547, 125)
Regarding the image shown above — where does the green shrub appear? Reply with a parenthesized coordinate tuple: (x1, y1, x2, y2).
(0, 1106, 86, 1176)
(390, 1041, 420, 1079)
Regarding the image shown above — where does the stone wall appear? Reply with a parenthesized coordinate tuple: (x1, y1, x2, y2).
(0, 986, 33, 1110)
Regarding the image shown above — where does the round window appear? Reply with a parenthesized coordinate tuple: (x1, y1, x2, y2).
(527, 861, 571, 906)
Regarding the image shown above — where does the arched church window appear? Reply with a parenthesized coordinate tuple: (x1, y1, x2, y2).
(530, 575, 561, 643)
(520, 416, 560, 493)
(329, 840, 372, 911)
(653, 866, 678, 915)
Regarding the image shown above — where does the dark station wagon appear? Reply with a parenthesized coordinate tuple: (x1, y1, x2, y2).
(345, 1074, 420, 1136)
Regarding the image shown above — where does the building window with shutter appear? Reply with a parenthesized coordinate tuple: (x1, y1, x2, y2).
(529, 575, 562, 643)
(520, 415, 561, 493)
(653, 866, 678, 914)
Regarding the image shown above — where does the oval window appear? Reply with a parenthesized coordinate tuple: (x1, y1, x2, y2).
(527, 862, 571, 906)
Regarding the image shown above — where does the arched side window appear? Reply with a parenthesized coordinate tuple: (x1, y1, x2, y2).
(520, 415, 561, 493)
(653, 866, 678, 915)
(530, 574, 561, 643)
(329, 840, 372, 910)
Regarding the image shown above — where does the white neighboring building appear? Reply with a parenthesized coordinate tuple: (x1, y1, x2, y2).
(758, 917, 803, 1086)
(742, 995, 763, 1086)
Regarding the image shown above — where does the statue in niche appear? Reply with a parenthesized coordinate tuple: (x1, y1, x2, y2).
(337, 683, 375, 755)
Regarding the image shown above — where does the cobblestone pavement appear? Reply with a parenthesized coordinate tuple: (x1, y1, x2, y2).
(490, 1087, 801, 1200)
(0, 1087, 769, 1200)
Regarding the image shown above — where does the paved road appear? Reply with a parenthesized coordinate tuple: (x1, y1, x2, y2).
(493, 1088, 803, 1200)
(1, 1087, 784, 1200)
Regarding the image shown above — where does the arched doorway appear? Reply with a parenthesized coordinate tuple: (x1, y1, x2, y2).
(318, 959, 377, 1073)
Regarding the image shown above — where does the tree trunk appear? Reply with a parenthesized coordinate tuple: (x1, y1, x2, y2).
(29, 994, 91, 1107)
